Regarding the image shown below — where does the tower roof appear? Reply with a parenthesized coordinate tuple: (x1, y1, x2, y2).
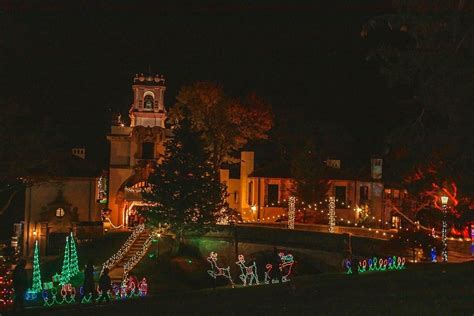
(133, 73, 165, 86)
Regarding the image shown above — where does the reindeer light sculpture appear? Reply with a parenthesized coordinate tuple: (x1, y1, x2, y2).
(206, 252, 234, 288)
(235, 255, 259, 286)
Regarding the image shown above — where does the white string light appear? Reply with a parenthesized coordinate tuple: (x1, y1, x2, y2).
(102, 224, 145, 273)
(122, 231, 155, 285)
(329, 196, 336, 233)
(288, 196, 296, 230)
(105, 217, 125, 229)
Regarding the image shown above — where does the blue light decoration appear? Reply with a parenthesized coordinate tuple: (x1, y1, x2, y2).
(24, 289, 38, 301)
(344, 256, 406, 274)
(206, 252, 234, 288)
(264, 252, 295, 284)
(235, 255, 259, 286)
(431, 247, 437, 263)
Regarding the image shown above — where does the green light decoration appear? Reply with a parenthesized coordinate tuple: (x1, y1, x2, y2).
(31, 240, 42, 293)
(69, 232, 80, 277)
(59, 236, 70, 285)
(344, 256, 406, 274)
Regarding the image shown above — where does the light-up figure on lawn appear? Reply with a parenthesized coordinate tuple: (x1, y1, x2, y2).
(235, 255, 259, 286)
(431, 247, 437, 263)
(279, 253, 295, 282)
(60, 283, 76, 304)
(265, 252, 295, 284)
(138, 277, 148, 296)
(124, 275, 139, 298)
(206, 252, 234, 287)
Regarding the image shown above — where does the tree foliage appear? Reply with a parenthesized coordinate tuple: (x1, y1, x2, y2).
(290, 140, 330, 204)
(171, 81, 273, 167)
(142, 116, 229, 237)
(363, 1, 474, 218)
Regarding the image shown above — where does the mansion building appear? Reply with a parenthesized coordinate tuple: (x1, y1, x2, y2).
(21, 72, 403, 257)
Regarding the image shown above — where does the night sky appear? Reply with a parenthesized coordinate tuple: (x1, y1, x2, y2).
(1, 1, 400, 166)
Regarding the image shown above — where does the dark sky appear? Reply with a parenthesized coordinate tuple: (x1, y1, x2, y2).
(0, 1, 398, 165)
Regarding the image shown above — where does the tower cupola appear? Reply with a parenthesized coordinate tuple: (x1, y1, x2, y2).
(129, 73, 167, 128)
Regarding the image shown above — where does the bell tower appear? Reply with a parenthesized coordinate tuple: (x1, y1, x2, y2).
(129, 73, 167, 128)
(106, 72, 170, 228)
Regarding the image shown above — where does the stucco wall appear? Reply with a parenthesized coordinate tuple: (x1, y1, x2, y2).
(23, 178, 100, 256)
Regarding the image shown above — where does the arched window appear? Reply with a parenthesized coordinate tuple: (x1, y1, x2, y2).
(144, 95, 154, 110)
(56, 207, 65, 218)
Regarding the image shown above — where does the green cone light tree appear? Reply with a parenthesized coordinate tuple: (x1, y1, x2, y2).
(59, 236, 70, 285)
(31, 240, 42, 293)
(69, 232, 80, 277)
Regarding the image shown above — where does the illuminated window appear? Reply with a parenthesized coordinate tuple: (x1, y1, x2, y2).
(391, 216, 401, 229)
(56, 208, 65, 218)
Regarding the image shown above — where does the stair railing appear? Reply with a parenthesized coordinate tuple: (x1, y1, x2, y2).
(122, 230, 156, 285)
(102, 224, 145, 273)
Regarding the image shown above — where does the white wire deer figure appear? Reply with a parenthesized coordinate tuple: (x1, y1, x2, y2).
(235, 254, 259, 286)
(265, 252, 295, 284)
(207, 252, 234, 287)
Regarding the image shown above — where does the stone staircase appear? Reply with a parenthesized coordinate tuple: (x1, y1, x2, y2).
(109, 230, 150, 283)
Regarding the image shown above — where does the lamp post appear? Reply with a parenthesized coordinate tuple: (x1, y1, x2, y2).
(440, 196, 449, 262)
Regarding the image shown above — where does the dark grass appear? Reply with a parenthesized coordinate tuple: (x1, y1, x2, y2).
(131, 236, 322, 294)
(18, 261, 474, 315)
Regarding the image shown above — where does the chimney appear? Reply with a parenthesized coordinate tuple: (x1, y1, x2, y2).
(371, 158, 382, 180)
(240, 151, 255, 210)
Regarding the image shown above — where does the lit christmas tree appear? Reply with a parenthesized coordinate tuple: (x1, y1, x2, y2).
(142, 115, 229, 240)
(31, 240, 42, 293)
(0, 257, 14, 310)
(69, 232, 80, 277)
(60, 236, 70, 285)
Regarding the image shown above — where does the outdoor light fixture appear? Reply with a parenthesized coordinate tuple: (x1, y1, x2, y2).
(33, 230, 37, 239)
(441, 196, 449, 205)
(250, 205, 257, 212)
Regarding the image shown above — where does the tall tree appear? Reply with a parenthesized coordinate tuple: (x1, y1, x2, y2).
(362, 1, 474, 222)
(142, 116, 229, 240)
(291, 140, 330, 204)
(171, 81, 273, 168)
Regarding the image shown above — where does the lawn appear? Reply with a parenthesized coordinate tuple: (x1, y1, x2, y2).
(20, 260, 474, 315)
(131, 235, 322, 295)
